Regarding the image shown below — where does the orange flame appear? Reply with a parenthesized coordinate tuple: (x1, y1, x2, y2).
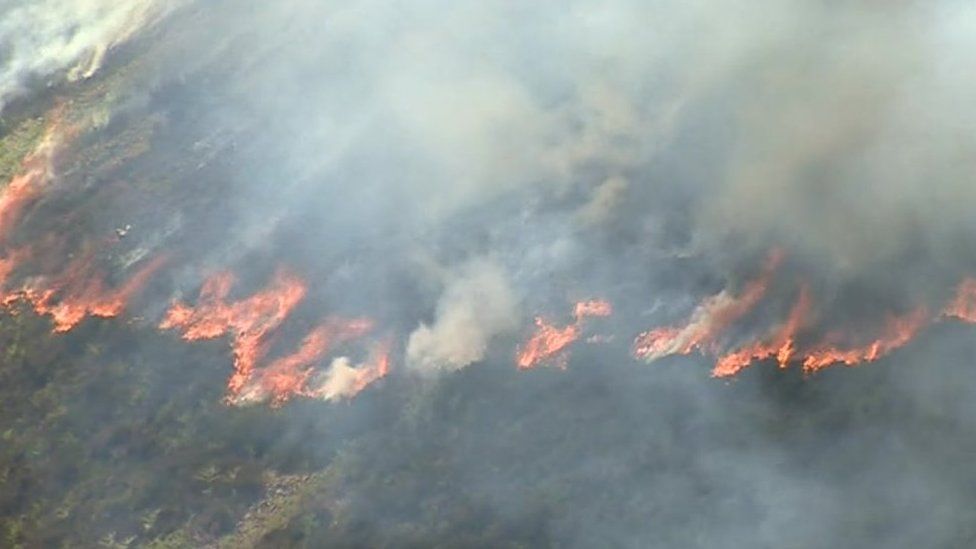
(306, 339, 392, 402)
(517, 299, 612, 369)
(574, 299, 613, 318)
(160, 269, 307, 398)
(0, 112, 389, 406)
(0, 154, 58, 240)
(0, 173, 43, 244)
(15, 104, 976, 400)
(517, 319, 580, 370)
(633, 250, 954, 375)
(0, 105, 153, 332)
(161, 269, 388, 405)
(0, 105, 396, 408)
(801, 307, 930, 373)
(634, 249, 784, 362)
(0, 107, 73, 245)
(0, 106, 67, 254)
(712, 283, 812, 377)
(945, 278, 976, 323)
(238, 317, 375, 406)
(16, 253, 168, 332)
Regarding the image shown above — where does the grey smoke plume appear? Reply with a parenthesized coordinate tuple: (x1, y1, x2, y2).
(0, 0, 177, 114)
(696, 3, 976, 278)
(142, 0, 976, 303)
(407, 259, 518, 372)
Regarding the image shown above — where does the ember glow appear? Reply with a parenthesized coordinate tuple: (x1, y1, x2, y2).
(517, 299, 612, 369)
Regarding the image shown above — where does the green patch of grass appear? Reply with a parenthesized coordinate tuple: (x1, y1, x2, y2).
(0, 116, 46, 184)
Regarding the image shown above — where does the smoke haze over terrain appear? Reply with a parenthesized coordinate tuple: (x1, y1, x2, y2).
(4, 0, 976, 546)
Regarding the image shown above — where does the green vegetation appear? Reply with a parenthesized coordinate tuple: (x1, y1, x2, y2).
(0, 116, 46, 185)
(0, 307, 547, 548)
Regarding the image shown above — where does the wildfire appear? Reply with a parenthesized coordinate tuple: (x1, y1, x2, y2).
(160, 269, 307, 397)
(235, 317, 375, 406)
(0, 105, 166, 332)
(0, 109, 389, 407)
(306, 340, 392, 402)
(0, 174, 43, 244)
(161, 269, 389, 405)
(13, 104, 976, 406)
(16, 253, 168, 332)
(574, 299, 613, 318)
(800, 307, 930, 373)
(517, 299, 612, 369)
(945, 278, 976, 323)
(712, 284, 811, 378)
(634, 250, 784, 362)
(0, 107, 71, 244)
(634, 252, 976, 376)
(0, 103, 401, 408)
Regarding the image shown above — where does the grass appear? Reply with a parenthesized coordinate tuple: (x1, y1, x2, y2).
(0, 116, 46, 185)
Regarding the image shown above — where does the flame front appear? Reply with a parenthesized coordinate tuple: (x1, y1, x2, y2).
(945, 278, 976, 323)
(160, 269, 307, 400)
(161, 270, 388, 405)
(517, 299, 612, 369)
(1, 109, 390, 407)
(712, 283, 812, 378)
(0, 108, 164, 333)
(634, 250, 784, 362)
(635, 254, 976, 375)
(13, 252, 167, 332)
(11, 105, 976, 407)
(239, 317, 375, 406)
(307, 340, 392, 403)
(800, 308, 931, 372)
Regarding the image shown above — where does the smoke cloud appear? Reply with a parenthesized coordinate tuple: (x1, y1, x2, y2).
(0, 0, 177, 113)
(407, 259, 518, 372)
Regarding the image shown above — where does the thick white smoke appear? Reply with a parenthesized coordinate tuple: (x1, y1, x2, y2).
(0, 0, 176, 114)
(698, 3, 976, 275)
(407, 259, 519, 372)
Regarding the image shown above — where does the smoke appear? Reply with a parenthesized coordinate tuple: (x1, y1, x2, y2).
(697, 2, 976, 277)
(0, 0, 178, 114)
(578, 175, 629, 227)
(407, 259, 518, 372)
(145, 0, 976, 313)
